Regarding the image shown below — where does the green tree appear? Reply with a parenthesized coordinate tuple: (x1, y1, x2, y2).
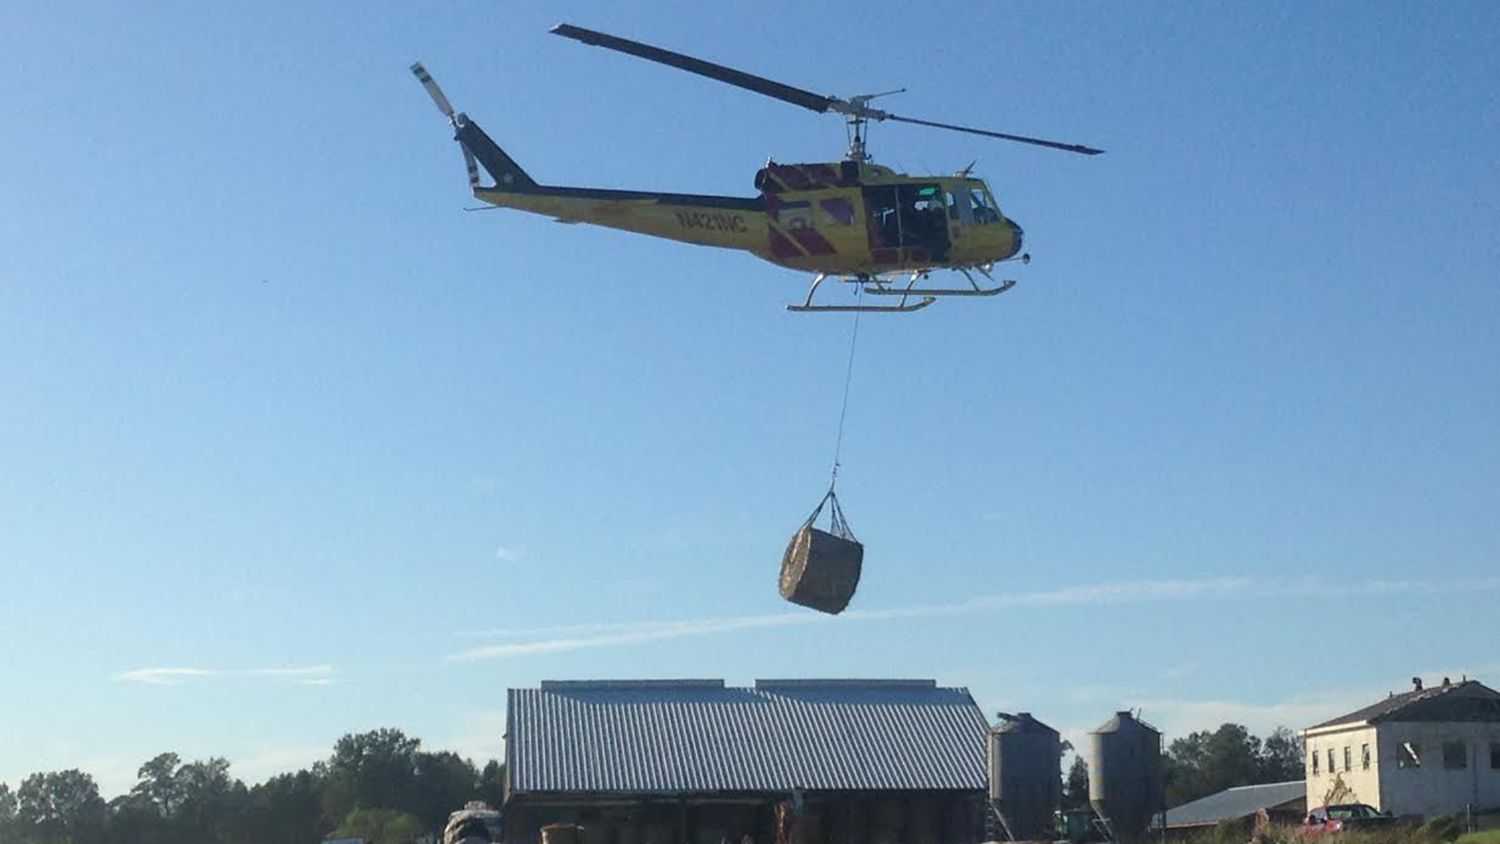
(174, 757, 246, 844)
(1165, 724, 1303, 808)
(1062, 755, 1090, 810)
(238, 770, 327, 844)
(110, 752, 248, 844)
(104, 792, 159, 844)
(333, 807, 424, 844)
(410, 751, 480, 831)
(478, 759, 504, 808)
(1164, 731, 1209, 807)
(1202, 724, 1262, 795)
(1258, 727, 1304, 782)
(14, 770, 106, 844)
(1, 782, 17, 841)
(322, 728, 421, 824)
(131, 752, 185, 820)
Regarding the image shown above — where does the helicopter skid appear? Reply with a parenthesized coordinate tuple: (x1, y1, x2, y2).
(787, 272, 936, 314)
(861, 279, 1015, 297)
(787, 298, 935, 314)
(861, 265, 1016, 299)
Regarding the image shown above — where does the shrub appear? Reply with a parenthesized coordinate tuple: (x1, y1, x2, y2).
(1420, 815, 1463, 843)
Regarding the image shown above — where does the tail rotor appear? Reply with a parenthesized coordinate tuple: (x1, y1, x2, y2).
(411, 62, 480, 189)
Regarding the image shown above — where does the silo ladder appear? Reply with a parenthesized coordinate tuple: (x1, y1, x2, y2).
(984, 802, 1018, 843)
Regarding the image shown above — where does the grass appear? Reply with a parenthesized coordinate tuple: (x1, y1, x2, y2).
(1178, 818, 1479, 844)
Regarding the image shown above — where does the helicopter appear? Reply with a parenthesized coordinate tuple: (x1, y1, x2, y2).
(413, 24, 1102, 313)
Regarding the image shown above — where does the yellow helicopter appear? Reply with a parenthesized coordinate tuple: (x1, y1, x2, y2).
(413, 24, 1102, 313)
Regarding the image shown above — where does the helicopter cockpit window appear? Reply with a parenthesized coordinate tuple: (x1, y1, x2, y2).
(946, 189, 972, 223)
(969, 188, 1001, 224)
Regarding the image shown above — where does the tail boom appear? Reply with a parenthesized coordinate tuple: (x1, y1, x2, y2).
(473, 183, 766, 252)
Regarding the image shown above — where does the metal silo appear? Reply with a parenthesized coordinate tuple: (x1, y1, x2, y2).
(988, 712, 1062, 841)
(1087, 711, 1163, 842)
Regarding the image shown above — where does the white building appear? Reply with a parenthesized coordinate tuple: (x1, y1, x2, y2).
(1303, 677, 1500, 818)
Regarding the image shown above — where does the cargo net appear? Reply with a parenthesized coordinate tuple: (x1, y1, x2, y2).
(803, 488, 856, 541)
(780, 488, 864, 614)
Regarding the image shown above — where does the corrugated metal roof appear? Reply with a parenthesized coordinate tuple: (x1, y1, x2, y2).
(506, 679, 989, 794)
(1309, 680, 1500, 729)
(1163, 781, 1306, 828)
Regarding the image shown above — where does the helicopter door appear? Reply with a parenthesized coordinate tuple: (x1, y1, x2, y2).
(863, 183, 950, 266)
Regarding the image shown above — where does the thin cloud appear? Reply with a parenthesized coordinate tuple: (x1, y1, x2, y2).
(495, 545, 524, 562)
(116, 665, 335, 685)
(446, 574, 1500, 663)
(461, 619, 710, 640)
(446, 577, 1254, 662)
(449, 613, 814, 661)
(115, 667, 215, 684)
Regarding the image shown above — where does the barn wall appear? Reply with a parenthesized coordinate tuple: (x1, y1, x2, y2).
(504, 791, 985, 844)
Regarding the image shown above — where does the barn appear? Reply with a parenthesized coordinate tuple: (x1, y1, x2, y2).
(502, 679, 991, 844)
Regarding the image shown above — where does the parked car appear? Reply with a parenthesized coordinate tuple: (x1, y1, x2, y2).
(1304, 803, 1396, 834)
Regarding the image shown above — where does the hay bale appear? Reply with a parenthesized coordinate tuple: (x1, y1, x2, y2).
(779, 524, 863, 614)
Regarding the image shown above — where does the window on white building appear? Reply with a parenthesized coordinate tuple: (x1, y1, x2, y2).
(1398, 741, 1422, 769)
(1344, 746, 1352, 771)
(1328, 748, 1336, 773)
(1443, 741, 1467, 770)
(1361, 744, 1370, 770)
(1312, 751, 1320, 775)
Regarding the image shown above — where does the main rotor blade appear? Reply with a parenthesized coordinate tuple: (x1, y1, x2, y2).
(885, 114, 1104, 155)
(551, 23, 835, 114)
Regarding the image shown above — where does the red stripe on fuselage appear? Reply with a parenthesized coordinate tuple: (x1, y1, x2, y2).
(789, 227, 837, 255)
(768, 227, 803, 260)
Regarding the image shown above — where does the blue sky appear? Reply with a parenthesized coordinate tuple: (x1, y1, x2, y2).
(2, 1, 1498, 796)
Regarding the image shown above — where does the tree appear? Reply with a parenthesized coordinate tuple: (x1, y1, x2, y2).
(322, 728, 422, 824)
(238, 769, 327, 844)
(1, 730, 504, 844)
(478, 760, 504, 808)
(105, 792, 159, 844)
(1164, 731, 1208, 807)
(110, 752, 248, 844)
(14, 770, 106, 844)
(1062, 755, 1090, 810)
(1165, 724, 1305, 808)
(131, 752, 185, 820)
(1259, 727, 1304, 783)
(1202, 724, 1261, 795)
(174, 757, 245, 844)
(1165, 724, 1260, 806)
(1, 782, 17, 841)
(410, 751, 480, 831)
(333, 807, 424, 844)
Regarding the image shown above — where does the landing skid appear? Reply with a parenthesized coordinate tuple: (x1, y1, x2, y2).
(863, 265, 1016, 298)
(787, 299, 934, 314)
(787, 273, 934, 313)
(786, 266, 1015, 314)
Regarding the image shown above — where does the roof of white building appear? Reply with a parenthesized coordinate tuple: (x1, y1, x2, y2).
(1311, 679, 1500, 729)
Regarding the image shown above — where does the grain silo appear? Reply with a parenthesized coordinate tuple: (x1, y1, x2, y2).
(987, 712, 1063, 840)
(1086, 711, 1162, 841)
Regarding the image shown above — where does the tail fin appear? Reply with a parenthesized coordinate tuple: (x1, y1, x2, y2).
(453, 117, 538, 191)
(411, 61, 537, 192)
